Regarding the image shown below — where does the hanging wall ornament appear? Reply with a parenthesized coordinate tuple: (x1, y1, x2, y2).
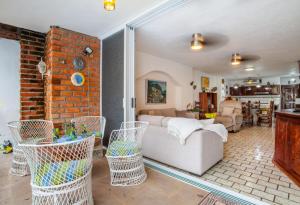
(37, 57, 47, 79)
(71, 72, 85, 86)
(73, 56, 85, 71)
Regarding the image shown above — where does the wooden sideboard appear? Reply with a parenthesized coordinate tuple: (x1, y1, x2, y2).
(199, 92, 217, 113)
(273, 110, 300, 187)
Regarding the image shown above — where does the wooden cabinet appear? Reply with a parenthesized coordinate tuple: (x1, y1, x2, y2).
(199, 92, 217, 113)
(273, 111, 300, 187)
(281, 84, 300, 109)
(229, 85, 281, 96)
(230, 87, 241, 96)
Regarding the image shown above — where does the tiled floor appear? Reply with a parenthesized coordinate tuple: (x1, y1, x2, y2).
(200, 126, 300, 205)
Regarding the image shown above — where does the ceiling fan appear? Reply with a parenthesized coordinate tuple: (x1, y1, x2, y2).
(189, 33, 229, 51)
(231, 53, 261, 65)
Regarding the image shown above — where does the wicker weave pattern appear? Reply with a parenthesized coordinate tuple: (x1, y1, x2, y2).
(71, 116, 106, 158)
(20, 137, 95, 205)
(106, 121, 149, 186)
(7, 120, 54, 177)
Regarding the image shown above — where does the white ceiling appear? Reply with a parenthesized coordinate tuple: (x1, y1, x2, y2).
(0, 0, 162, 37)
(136, 0, 300, 79)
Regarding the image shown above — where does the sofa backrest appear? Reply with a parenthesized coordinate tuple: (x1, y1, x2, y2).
(138, 108, 177, 117)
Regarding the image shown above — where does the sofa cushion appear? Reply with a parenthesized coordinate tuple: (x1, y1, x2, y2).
(138, 115, 164, 126)
(161, 117, 173, 128)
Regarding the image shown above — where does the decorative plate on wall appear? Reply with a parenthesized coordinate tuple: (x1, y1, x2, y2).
(71, 72, 85, 86)
(73, 57, 85, 71)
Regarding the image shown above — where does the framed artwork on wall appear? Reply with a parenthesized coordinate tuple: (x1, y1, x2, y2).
(146, 80, 167, 104)
(201, 76, 210, 89)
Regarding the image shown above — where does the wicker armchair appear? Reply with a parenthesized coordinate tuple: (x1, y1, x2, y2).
(71, 116, 106, 158)
(7, 120, 54, 176)
(106, 121, 149, 186)
(9, 121, 95, 205)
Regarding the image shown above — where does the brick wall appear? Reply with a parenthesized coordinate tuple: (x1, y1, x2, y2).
(0, 23, 46, 120)
(45, 27, 100, 128)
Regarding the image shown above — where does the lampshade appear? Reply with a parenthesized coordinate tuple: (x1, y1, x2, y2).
(191, 33, 204, 50)
(231, 53, 242, 65)
(104, 0, 116, 11)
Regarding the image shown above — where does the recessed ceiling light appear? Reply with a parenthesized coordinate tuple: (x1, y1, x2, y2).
(233, 84, 239, 89)
(191, 33, 204, 50)
(231, 53, 242, 65)
(104, 0, 116, 11)
(256, 84, 261, 88)
(245, 67, 255, 71)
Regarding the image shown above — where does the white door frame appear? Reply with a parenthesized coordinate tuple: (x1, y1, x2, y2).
(100, 0, 190, 123)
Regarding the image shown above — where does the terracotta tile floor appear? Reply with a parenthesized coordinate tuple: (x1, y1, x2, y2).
(200, 126, 300, 205)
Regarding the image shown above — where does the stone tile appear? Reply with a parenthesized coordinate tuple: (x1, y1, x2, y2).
(252, 189, 275, 201)
(262, 172, 280, 180)
(275, 196, 299, 205)
(240, 191, 261, 200)
(246, 182, 266, 191)
(277, 186, 300, 196)
(224, 170, 240, 178)
(240, 175, 258, 183)
(228, 176, 246, 185)
(221, 165, 236, 172)
(215, 178, 234, 187)
(289, 194, 300, 203)
(257, 179, 278, 190)
(201, 174, 217, 181)
(266, 188, 289, 199)
(270, 178, 290, 187)
(213, 172, 229, 180)
(261, 198, 281, 205)
(232, 183, 252, 193)
(251, 173, 269, 181)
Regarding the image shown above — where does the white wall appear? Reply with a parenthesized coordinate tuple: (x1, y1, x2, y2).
(0, 39, 20, 143)
(136, 52, 194, 111)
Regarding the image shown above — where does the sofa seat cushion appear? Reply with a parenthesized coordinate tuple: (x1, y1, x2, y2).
(215, 116, 233, 128)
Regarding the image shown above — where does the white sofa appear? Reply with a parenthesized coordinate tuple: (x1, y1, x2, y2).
(139, 116, 224, 176)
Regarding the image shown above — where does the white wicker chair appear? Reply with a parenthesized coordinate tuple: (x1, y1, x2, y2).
(19, 137, 95, 205)
(106, 121, 149, 186)
(71, 116, 106, 158)
(7, 120, 54, 176)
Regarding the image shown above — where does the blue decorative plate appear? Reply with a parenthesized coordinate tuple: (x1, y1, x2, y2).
(71, 72, 85, 86)
(73, 57, 85, 71)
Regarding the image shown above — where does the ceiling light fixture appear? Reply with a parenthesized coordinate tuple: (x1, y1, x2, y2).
(231, 53, 242, 65)
(233, 84, 239, 89)
(104, 0, 116, 11)
(256, 84, 261, 88)
(190, 33, 204, 50)
(245, 66, 255, 71)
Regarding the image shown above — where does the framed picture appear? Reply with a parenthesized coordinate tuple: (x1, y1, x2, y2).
(146, 80, 167, 104)
(201, 76, 209, 89)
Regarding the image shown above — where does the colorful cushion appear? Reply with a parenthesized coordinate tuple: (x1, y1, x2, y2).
(106, 141, 140, 157)
(34, 159, 88, 186)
